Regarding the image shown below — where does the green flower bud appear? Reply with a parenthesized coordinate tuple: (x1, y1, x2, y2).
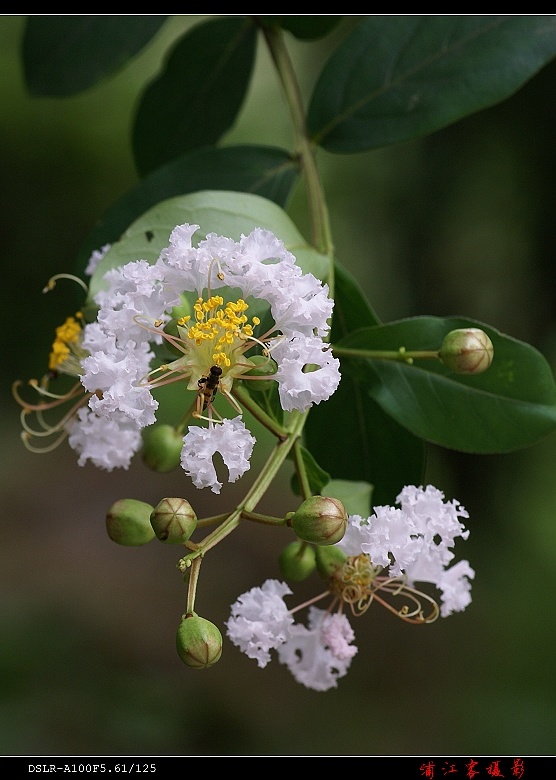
(106, 498, 155, 546)
(141, 424, 183, 473)
(315, 545, 348, 580)
(242, 354, 278, 392)
(439, 328, 494, 374)
(279, 540, 316, 581)
(150, 497, 197, 544)
(176, 614, 223, 669)
(288, 496, 348, 546)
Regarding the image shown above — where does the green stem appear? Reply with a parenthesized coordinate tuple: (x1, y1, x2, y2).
(261, 23, 335, 292)
(333, 345, 441, 363)
(241, 509, 289, 526)
(232, 383, 288, 440)
(186, 556, 202, 614)
(292, 437, 312, 500)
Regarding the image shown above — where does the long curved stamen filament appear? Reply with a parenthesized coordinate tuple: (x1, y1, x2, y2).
(43, 273, 89, 295)
(370, 577, 440, 624)
(13, 379, 85, 412)
(21, 429, 69, 453)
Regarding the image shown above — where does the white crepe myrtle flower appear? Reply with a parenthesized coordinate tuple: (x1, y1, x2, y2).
(180, 416, 255, 494)
(226, 579, 295, 667)
(336, 484, 474, 617)
(67, 407, 142, 470)
(75, 222, 340, 489)
(277, 608, 356, 691)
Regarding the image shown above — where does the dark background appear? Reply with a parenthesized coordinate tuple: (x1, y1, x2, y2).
(2, 16, 556, 756)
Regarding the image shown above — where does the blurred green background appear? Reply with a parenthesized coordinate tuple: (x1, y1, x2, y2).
(2, 15, 556, 756)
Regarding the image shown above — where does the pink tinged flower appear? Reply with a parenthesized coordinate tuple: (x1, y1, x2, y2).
(320, 613, 358, 662)
(67, 407, 142, 470)
(180, 416, 256, 494)
(272, 336, 341, 413)
(277, 607, 355, 691)
(226, 579, 295, 668)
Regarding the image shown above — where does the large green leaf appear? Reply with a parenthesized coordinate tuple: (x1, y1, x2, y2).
(22, 16, 167, 96)
(133, 17, 257, 176)
(305, 260, 425, 507)
(336, 317, 556, 453)
(87, 190, 329, 301)
(77, 145, 299, 273)
(308, 16, 556, 152)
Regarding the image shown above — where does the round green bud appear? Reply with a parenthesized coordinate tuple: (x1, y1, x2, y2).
(288, 496, 348, 546)
(176, 614, 223, 669)
(141, 424, 183, 473)
(315, 545, 348, 580)
(439, 328, 494, 374)
(279, 540, 317, 581)
(242, 354, 278, 392)
(106, 498, 155, 546)
(150, 497, 197, 544)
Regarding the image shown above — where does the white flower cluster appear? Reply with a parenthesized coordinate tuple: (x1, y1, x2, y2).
(68, 226, 340, 486)
(226, 580, 357, 691)
(226, 486, 473, 690)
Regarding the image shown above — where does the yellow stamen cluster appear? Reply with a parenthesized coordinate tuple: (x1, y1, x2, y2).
(179, 296, 261, 368)
(48, 314, 84, 372)
(329, 554, 382, 616)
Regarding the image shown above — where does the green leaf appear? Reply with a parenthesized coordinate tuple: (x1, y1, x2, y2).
(87, 190, 330, 300)
(76, 145, 299, 272)
(22, 16, 167, 96)
(308, 15, 556, 152)
(261, 16, 343, 40)
(322, 479, 373, 517)
(133, 17, 257, 176)
(336, 317, 556, 453)
(290, 445, 331, 497)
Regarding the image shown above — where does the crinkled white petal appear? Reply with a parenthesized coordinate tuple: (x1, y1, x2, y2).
(272, 336, 341, 412)
(277, 607, 354, 691)
(95, 259, 179, 345)
(435, 560, 475, 617)
(226, 579, 294, 668)
(67, 407, 142, 470)
(180, 417, 256, 494)
(80, 339, 157, 427)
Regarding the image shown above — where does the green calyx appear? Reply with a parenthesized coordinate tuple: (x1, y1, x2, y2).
(141, 424, 183, 473)
(439, 328, 494, 374)
(176, 614, 223, 669)
(150, 497, 197, 544)
(315, 545, 348, 580)
(106, 498, 156, 546)
(279, 540, 316, 581)
(289, 495, 347, 545)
